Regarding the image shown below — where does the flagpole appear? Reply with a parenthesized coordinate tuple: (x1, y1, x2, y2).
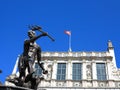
(69, 31, 72, 52)
(64, 30, 72, 52)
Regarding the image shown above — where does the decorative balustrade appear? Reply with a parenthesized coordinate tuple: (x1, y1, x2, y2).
(42, 52, 110, 58)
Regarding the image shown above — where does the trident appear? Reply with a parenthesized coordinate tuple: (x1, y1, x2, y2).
(28, 25, 55, 41)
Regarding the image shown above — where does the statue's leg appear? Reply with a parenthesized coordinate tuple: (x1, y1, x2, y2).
(25, 60, 34, 83)
(28, 60, 34, 74)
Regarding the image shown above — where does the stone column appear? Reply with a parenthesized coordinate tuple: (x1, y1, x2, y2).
(82, 60, 87, 80)
(51, 60, 57, 87)
(106, 60, 115, 87)
(92, 61, 98, 87)
(67, 60, 72, 80)
(66, 60, 72, 87)
(51, 60, 57, 79)
(106, 60, 113, 80)
(92, 61, 97, 80)
(82, 60, 87, 87)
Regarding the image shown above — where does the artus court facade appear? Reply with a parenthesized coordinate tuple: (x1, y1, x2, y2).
(5, 40, 120, 90)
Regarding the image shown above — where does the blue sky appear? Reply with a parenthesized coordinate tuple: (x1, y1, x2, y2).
(0, 0, 120, 83)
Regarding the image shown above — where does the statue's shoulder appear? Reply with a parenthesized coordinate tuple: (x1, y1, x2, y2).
(24, 39, 28, 42)
(24, 39, 30, 43)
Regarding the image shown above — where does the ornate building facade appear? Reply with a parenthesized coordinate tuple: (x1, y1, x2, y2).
(5, 40, 120, 90)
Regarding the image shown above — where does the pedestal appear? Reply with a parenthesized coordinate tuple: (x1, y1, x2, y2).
(0, 85, 33, 90)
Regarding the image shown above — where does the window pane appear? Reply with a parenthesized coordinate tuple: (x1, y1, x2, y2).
(57, 63, 66, 80)
(72, 63, 82, 80)
(34, 63, 42, 76)
(96, 63, 106, 80)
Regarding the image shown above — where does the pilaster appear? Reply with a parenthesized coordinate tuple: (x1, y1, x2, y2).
(82, 60, 87, 80)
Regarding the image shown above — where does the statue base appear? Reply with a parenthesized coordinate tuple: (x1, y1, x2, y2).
(0, 85, 33, 90)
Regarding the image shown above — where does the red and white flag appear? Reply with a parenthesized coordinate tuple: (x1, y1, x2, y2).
(64, 30, 71, 36)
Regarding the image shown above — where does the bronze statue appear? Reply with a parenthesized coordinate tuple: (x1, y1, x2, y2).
(18, 29, 47, 81)
(7, 25, 54, 89)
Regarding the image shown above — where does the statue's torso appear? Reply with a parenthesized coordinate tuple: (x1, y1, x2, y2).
(23, 40, 40, 60)
(28, 42, 39, 59)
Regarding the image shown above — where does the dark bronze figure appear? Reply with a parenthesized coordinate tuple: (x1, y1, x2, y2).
(18, 30, 47, 79)
(7, 25, 54, 89)
(19, 26, 51, 89)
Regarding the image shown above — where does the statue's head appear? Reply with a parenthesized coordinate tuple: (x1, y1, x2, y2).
(28, 30, 36, 38)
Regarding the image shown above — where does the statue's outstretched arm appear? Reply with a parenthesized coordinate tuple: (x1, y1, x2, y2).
(26, 33, 47, 44)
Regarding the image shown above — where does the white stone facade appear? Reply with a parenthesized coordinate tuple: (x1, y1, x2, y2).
(37, 41, 120, 89)
(5, 41, 120, 90)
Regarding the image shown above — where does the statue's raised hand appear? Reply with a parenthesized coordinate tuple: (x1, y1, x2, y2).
(42, 32, 48, 36)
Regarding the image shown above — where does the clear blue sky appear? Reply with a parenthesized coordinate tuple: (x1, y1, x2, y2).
(0, 0, 120, 83)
